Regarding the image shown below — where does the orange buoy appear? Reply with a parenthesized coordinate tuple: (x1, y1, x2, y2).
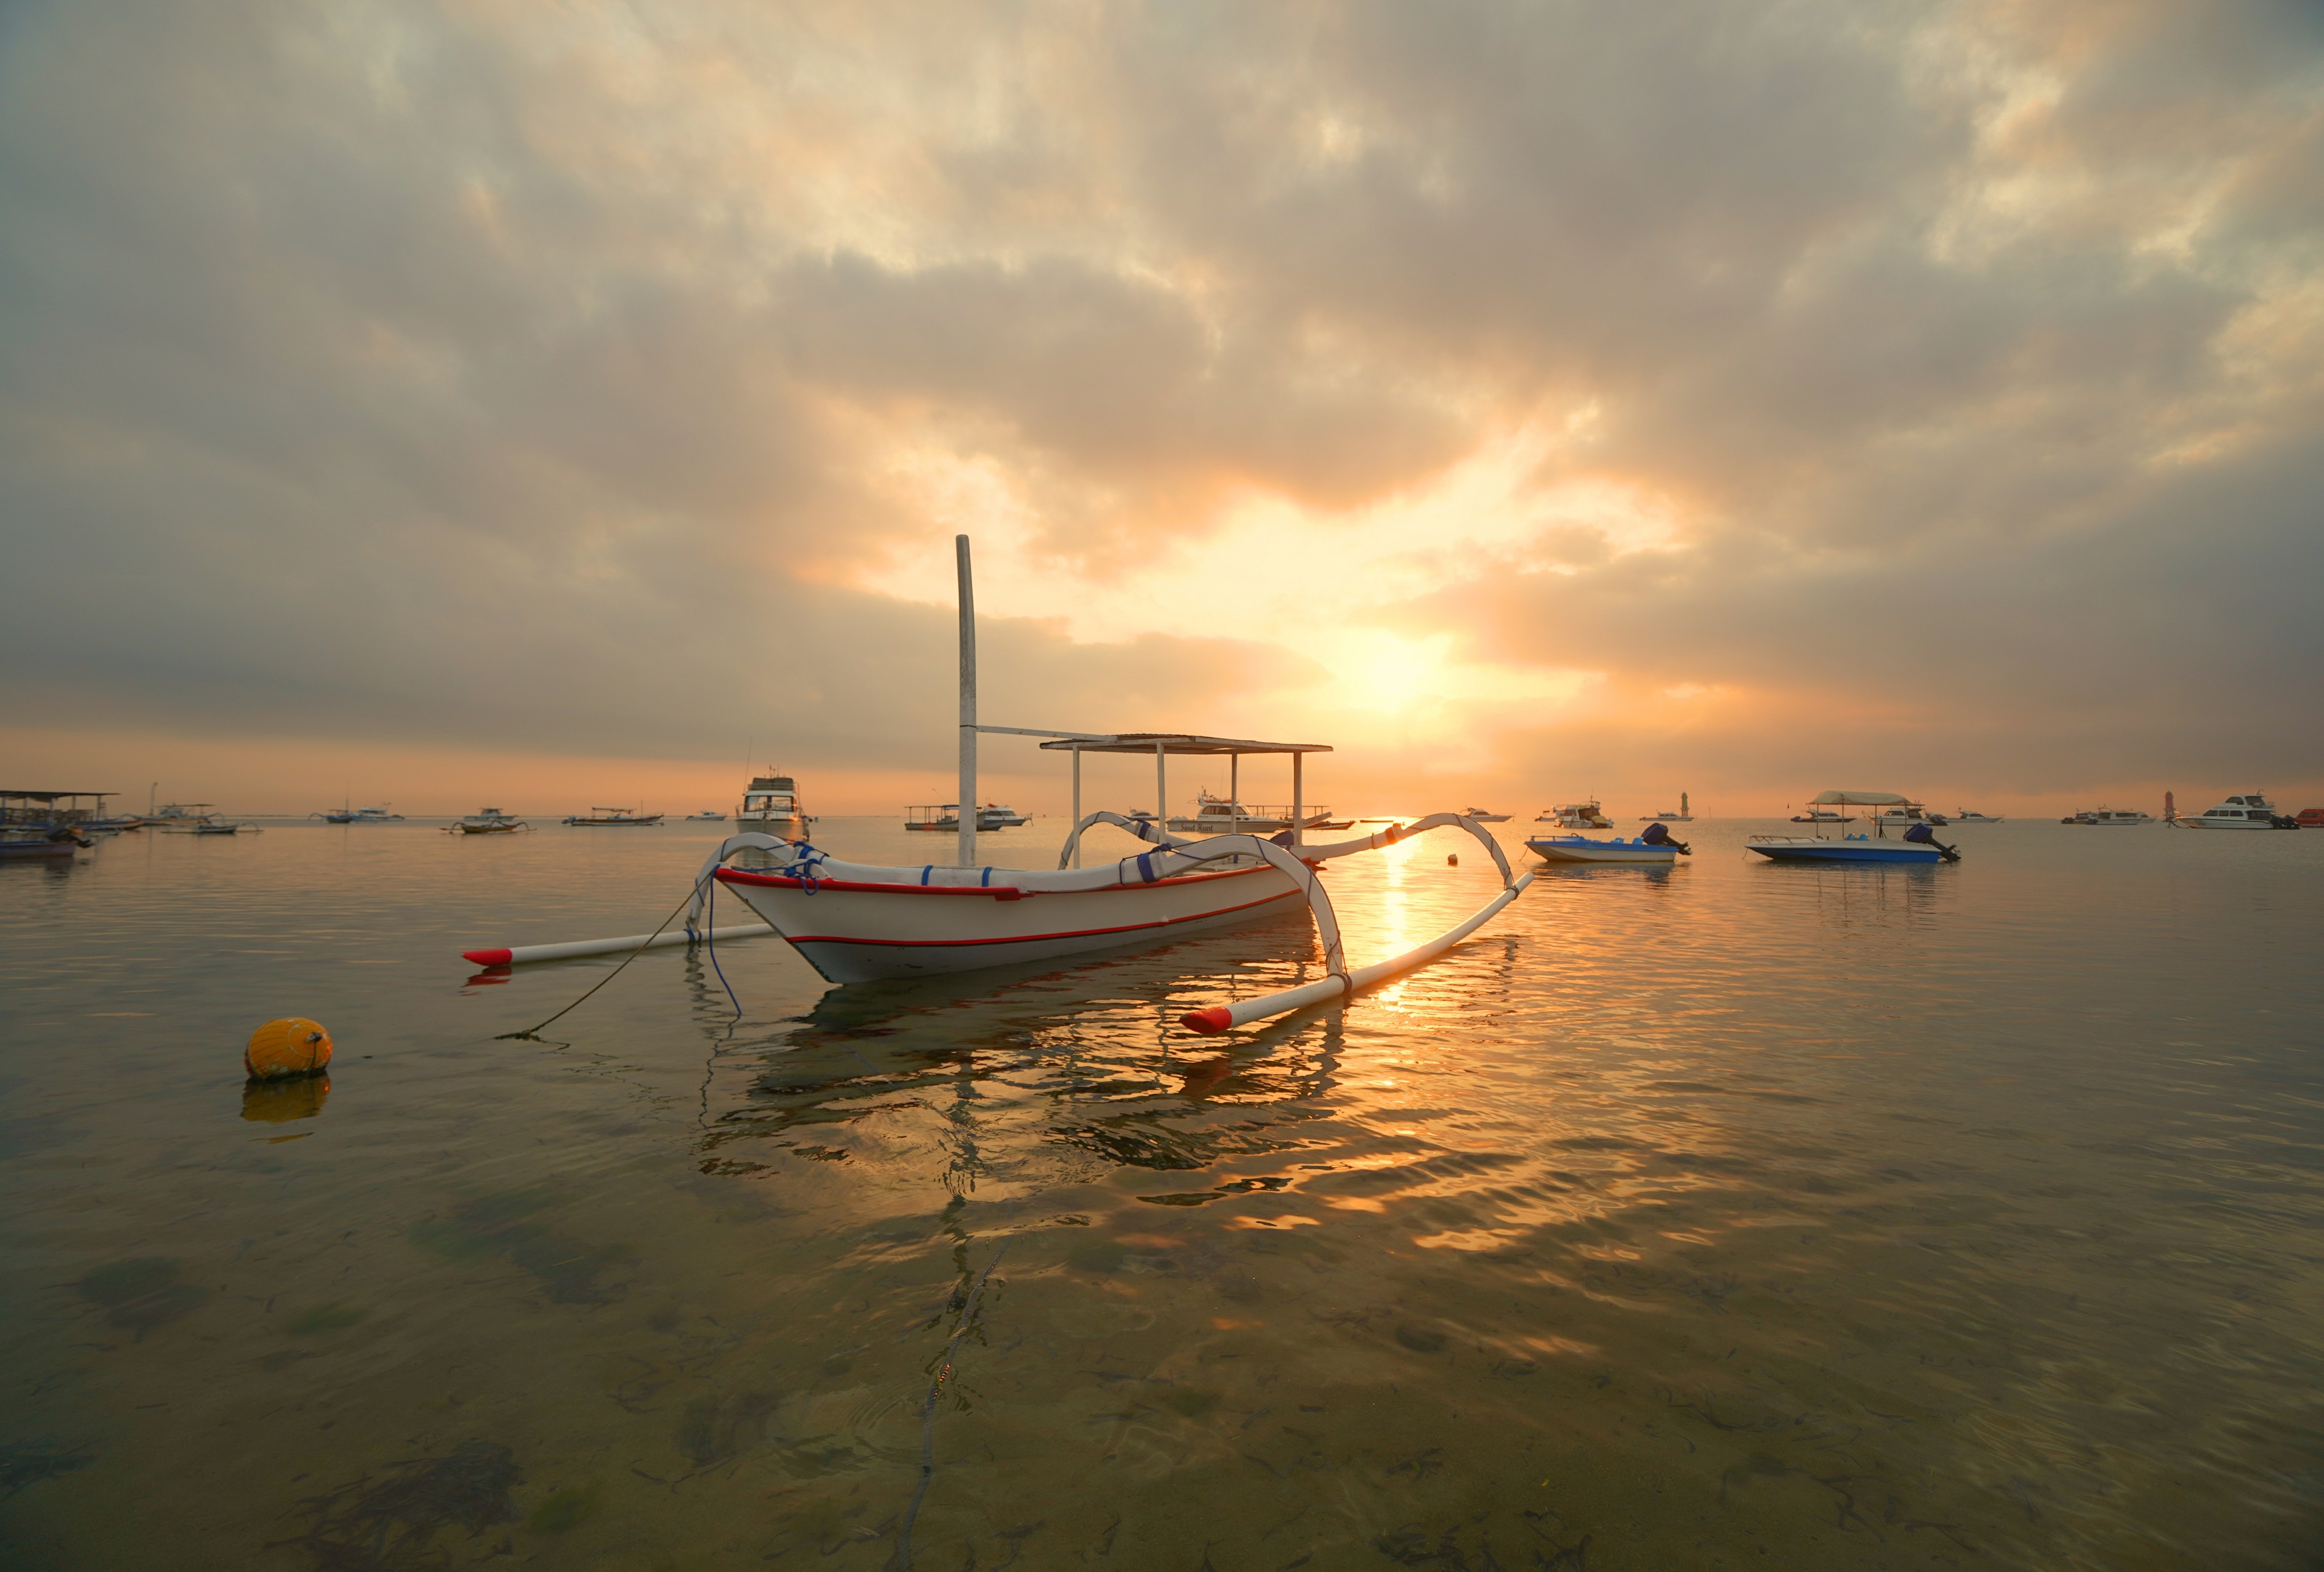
(246, 1018, 333, 1079)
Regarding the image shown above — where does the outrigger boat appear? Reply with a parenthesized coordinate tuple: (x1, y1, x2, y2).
(564, 807, 663, 826)
(448, 808, 529, 834)
(1, 790, 110, 859)
(464, 536, 1532, 1035)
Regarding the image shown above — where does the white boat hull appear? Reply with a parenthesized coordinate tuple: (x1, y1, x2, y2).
(1527, 838, 1678, 864)
(715, 861, 1307, 983)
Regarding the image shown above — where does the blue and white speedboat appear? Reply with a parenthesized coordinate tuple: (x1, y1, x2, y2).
(1527, 830, 1687, 864)
(1748, 790, 1957, 864)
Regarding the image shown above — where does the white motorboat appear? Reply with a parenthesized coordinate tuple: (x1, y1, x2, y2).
(1168, 791, 1335, 832)
(738, 775, 811, 836)
(1462, 807, 1511, 823)
(2173, 793, 2295, 829)
(1639, 792, 1694, 823)
(1527, 834, 1682, 865)
(1953, 809, 2005, 823)
(1536, 800, 1611, 829)
(313, 804, 404, 823)
(686, 811, 727, 822)
(2061, 808, 2152, 825)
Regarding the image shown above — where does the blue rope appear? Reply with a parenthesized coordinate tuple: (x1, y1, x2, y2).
(703, 870, 742, 1018)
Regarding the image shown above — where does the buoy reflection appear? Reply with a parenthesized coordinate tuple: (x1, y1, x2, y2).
(241, 1073, 330, 1123)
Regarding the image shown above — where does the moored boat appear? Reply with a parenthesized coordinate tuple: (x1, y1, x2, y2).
(2297, 808, 2324, 828)
(1527, 833, 1683, 864)
(2061, 808, 2153, 825)
(737, 775, 811, 836)
(1749, 790, 1957, 864)
(905, 803, 1026, 832)
(449, 808, 528, 834)
(1462, 807, 1511, 823)
(1953, 809, 2005, 823)
(1640, 792, 1694, 823)
(1536, 800, 1611, 829)
(686, 811, 727, 822)
(563, 807, 663, 826)
(2172, 793, 2297, 829)
(150, 803, 220, 831)
(1167, 791, 1335, 832)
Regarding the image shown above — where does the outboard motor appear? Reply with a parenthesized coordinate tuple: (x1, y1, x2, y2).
(1902, 822, 1960, 862)
(1640, 821, 1691, 855)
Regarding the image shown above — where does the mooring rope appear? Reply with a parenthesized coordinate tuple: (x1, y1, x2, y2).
(495, 876, 710, 1042)
(890, 1242, 1010, 1570)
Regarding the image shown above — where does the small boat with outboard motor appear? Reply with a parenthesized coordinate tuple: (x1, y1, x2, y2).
(448, 808, 529, 834)
(2171, 793, 2297, 829)
(462, 536, 1533, 1037)
(1749, 791, 1959, 864)
(564, 807, 663, 827)
(0, 790, 112, 858)
(1528, 823, 1691, 864)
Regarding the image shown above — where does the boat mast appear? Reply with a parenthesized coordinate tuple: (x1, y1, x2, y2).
(956, 534, 977, 868)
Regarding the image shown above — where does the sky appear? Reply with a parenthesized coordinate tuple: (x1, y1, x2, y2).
(3, 0, 2321, 820)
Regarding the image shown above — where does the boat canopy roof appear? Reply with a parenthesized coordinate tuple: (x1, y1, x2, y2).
(1023, 731, 1331, 756)
(1, 789, 116, 802)
(1809, 789, 1914, 806)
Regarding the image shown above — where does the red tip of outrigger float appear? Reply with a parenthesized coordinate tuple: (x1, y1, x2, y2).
(1180, 1006, 1234, 1036)
(461, 947, 515, 967)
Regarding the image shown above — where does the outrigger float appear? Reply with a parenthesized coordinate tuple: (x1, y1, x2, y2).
(462, 536, 1533, 1034)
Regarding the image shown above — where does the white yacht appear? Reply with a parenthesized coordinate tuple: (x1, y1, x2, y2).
(1953, 809, 2005, 823)
(738, 775, 812, 836)
(2175, 793, 2293, 830)
(1536, 800, 1611, 829)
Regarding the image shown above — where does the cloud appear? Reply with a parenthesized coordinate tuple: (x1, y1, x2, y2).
(0, 0, 2317, 808)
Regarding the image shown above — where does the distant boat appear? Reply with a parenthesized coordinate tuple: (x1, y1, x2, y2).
(1953, 809, 2005, 823)
(449, 808, 528, 835)
(686, 811, 727, 822)
(1640, 792, 1694, 823)
(1789, 808, 1849, 823)
(1535, 800, 1611, 829)
(2060, 808, 2153, 825)
(151, 803, 220, 832)
(563, 807, 663, 827)
(2297, 808, 2324, 828)
(1527, 834, 1683, 864)
(1463, 807, 1512, 823)
(737, 775, 812, 836)
(313, 804, 402, 824)
(2171, 793, 2297, 830)
(1750, 789, 1957, 864)
(193, 821, 261, 836)
(1169, 791, 1335, 832)
(906, 803, 1027, 832)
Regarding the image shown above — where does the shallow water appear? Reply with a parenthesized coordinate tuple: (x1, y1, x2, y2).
(3, 815, 2321, 1569)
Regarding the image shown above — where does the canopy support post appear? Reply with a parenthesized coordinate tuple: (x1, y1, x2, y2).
(1070, 746, 1082, 868)
(955, 534, 977, 868)
(1155, 742, 1166, 836)
(1291, 753, 1304, 848)
(1229, 753, 1240, 836)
